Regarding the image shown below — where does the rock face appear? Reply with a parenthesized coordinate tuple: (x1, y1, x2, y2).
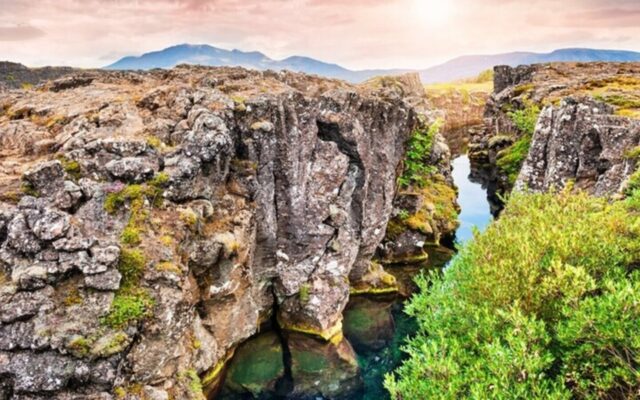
(516, 97, 640, 195)
(470, 62, 640, 208)
(0, 66, 431, 398)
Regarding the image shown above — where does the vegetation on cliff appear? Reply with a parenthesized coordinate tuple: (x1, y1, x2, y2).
(385, 120, 459, 251)
(495, 102, 541, 184)
(386, 189, 640, 399)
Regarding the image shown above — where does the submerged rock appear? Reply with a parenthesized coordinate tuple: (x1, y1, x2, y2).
(223, 332, 285, 397)
(343, 297, 395, 352)
(287, 332, 362, 399)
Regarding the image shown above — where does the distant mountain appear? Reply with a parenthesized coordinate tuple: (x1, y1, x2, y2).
(105, 44, 406, 83)
(106, 45, 640, 84)
(419, 48, 640, 83)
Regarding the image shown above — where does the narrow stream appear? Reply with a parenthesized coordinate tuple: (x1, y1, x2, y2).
(451, 155, 492, 243)
(217, 154, 493, 400)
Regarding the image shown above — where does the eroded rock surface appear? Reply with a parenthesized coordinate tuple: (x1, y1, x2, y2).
(0, 66, 432, 399)
(470, 62, 640, 207)
(516, 97, 640, 195)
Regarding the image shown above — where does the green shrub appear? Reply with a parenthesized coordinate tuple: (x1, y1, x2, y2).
(398, 120, 440, 188)
(496, 135, 532, 185)
(386, 190, 640, 399)
(508, 102, 541, 135)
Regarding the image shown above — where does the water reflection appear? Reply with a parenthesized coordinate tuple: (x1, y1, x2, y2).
(451, 155, 492, 243)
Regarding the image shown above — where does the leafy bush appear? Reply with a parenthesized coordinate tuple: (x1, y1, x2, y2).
(496, 135, 532, 185)
(398, 120, 440, 188)
(508, 102, 541, 136)
(495, 102, 541, 185)
(386, 190, 640, 399)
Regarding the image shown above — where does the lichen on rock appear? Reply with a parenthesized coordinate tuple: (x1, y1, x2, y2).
(0, 66, 446, 399)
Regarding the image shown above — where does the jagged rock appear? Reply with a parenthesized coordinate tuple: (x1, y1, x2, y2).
(6, 214, 43, 254)
(105, 157, 158, 183)
(0, 66, 446, 398)
(0, 351, 91, 392)
(516, 97, 640, 195)
(30, 208, 70, 241)
(470, 62, 640, 205)
(22, 161, 66, 200)
(49, 76, 94, 92)
(0, 287, 54, 323)
(83, 269, 121, 291)
(91, 245, 120, 267)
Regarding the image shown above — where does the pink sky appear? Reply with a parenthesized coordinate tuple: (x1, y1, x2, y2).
(1, 0, 639, 69)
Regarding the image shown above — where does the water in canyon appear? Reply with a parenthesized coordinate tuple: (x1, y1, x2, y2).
(216, 154, 492, 400)
(451, 155, 493, 243)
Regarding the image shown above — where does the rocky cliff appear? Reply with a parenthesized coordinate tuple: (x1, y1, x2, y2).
(516, 97, 640, 195)
(0, 66, 439, 399)
(469, 62, 640, 208)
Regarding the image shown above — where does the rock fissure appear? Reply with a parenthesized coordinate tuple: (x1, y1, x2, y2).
(0, 66, 434, 399)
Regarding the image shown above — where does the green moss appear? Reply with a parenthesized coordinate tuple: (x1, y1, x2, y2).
(56, 155, 82, 180)
(512, 83, 535, 96)
(100, 332, 129, 356)
(179, 369, 204, 397)
(508, 102, 541, 135)
(149, 172, 169, 188)
(299, 284, 311, 304)
(117, 249, 145, 289)
(625, 166, 640, 196)
(63, 287, 83, 307)
(100, 291, 154, 329)
(104, 184, 146, 214)
(20, 181, 39, 197)
(67, 336, 91, 357)
(120, 225, 141, 245)
(101, 249, 152, 329)
(624, 146, 640, 160)
(146, 136, 162, 149)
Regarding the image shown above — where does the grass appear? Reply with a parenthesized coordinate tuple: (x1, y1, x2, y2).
(385, 189, 640, 399)
(424, 69, 494, 95)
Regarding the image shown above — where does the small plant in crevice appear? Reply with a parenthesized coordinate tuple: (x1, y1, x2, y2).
(495, 102, 541, 185)
(397, 119, 441, 189)
(507, 101, 541, 136)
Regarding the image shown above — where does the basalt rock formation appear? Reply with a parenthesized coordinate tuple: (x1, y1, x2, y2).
(0, 62, 78, 90)
(469, 62, 640, 209)
(516, 97, 640, 195)
(0, 66, 441, 399)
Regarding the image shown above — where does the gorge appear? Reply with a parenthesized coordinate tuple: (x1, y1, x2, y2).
(0, 61, 639, 400)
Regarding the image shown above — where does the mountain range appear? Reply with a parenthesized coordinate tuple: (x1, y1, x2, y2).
(106, 44, 640, 83)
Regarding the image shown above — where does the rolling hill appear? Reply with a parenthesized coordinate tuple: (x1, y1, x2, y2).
(105, 45, 640, 83)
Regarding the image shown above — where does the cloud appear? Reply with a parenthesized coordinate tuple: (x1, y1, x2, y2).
(0, 0, 637, 69)
(0, 25, 45, 41)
